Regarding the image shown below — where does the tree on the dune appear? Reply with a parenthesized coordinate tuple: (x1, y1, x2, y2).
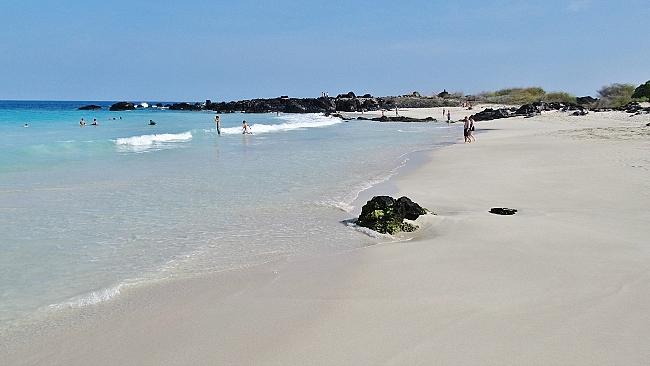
(596, 83, 636, 108)
(631, 80, 650, 102)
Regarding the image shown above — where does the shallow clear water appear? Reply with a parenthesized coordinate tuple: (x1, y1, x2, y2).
(0, 100, 457, 331)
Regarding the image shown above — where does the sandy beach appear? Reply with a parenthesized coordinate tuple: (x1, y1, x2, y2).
(3, 106, 650, 365)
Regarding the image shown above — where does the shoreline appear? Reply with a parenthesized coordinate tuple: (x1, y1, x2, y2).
(3, 107, 650, 365)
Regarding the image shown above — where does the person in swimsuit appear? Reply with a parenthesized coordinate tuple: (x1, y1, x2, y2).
(215, 115, 221, 135)
(468, 117, 476, 142)
(242, 120, 252, 134)
(463, 116, 471, 143)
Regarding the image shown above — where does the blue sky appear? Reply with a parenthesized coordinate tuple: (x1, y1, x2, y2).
(1, 0, 649, 101)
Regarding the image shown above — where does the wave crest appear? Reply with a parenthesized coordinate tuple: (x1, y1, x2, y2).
(114, 132, 192, 152)
(220, 114, 341, 135)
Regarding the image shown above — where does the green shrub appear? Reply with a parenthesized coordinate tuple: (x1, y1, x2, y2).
(632, 80, 650, 100)
(597, 83, 636, 108)
(544, 92, 577, 104)
(475, 87, 546, 105)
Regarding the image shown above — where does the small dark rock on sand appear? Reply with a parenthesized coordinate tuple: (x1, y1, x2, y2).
(489, 207, 518, 215)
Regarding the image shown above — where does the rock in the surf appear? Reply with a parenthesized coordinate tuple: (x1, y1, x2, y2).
(78, 104, 102, 110)
(356, 196, 428, 235)
(109, 102, 136, 111)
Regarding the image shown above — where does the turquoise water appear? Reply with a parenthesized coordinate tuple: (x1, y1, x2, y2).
(0, 100, 457, 332)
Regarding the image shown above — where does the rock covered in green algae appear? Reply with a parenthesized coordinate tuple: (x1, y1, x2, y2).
(356, 196, 429, 235)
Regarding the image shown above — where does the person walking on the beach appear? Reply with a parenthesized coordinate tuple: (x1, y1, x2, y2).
(447, 110, 451, 125)
(463, 116, 471, 143)
(242, 120, 252, 134)
(215, 115, 221, 136)
(468, 117, 476, 142)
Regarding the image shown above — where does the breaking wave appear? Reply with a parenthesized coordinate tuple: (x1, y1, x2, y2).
(114, 132, 192, 152)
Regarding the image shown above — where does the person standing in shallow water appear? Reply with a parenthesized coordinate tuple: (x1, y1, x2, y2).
(215, 115, 221, 136)
(447, 110, 451, 125)
(242, 120, 252, 134)
(468, 117, 476, 142)
(463, 116, 471, 143)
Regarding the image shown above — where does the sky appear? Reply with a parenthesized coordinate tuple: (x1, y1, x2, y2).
(1, 0, 649, 102)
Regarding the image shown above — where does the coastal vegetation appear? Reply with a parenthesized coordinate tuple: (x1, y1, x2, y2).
(472, 87, 578, 105)
(105, 80, 649, 114)
(632, 80, 650, 102)
(543, 92, 577, 104)
(474, 87, 547, 105)
(470, 81, 649, 108)
(596, 83, 636, 108)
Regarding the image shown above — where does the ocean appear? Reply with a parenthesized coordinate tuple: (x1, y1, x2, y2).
(0, 100, 456, 334)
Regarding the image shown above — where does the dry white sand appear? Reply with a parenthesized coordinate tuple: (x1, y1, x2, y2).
(3, 107, 650, 365)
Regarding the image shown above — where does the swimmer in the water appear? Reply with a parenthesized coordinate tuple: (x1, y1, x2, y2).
(242, 120, 252, 134)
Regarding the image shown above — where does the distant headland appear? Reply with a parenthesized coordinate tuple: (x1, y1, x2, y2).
(100, 91, 464, 114)
(80, 82, 650, 121)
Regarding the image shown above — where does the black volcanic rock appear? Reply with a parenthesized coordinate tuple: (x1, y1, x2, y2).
(490, 207, 517, 215)
(356, 196, 428, 235)
(78, 104, 102, 110)
(360, 98, 379, 111)
(109, 102, 136, 111)
(337, 91, 356, 99)
(202, 93, 456, 114)
(515, 103, 543, 116)
(335, 98, 360, 112)
(616, 102, 643, 113)
(283, 99, 309, 113)
(576, 96, 598, 106)
(471, 108, 512, 121)
(513, 102, 587, 117)
(169, 102, 203, 111)
(205, 97, 337, 114)
(102, 93, 607, 120)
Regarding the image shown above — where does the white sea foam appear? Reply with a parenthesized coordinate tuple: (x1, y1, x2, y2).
(49, 284, 124, 310)
(115, 132, 192, 146)
(318, 200, 355, 213)
(344, 221, 415, 243)
(344, 220, 394, 239)
(113, 132, 192, 152)
(220, 114, 341, 135)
